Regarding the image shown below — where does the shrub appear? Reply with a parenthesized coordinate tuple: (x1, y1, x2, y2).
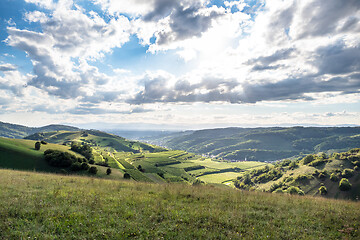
(288, 161, 298, 170)
(302, 155, 314, 165)
(270, 182, 283, 192)
(44, 150, 77, 168)
(81, 162, 90, 170)
(339, 178, 352, 191)
(88, 166, 98, 174)
(106, 168, 112, 175)
(342, 169, 354, 178)
(318, 173, 326, 179)
(309, 159, 326, 167)
(35, 141, 41, 150)
(124, 172, 131, 179)
(41, 141, 47, 145)
(330, 173, 339, 182)
(88, 159, 95, 164)
(70, 162, 82, 171)
(286, 186, 304, 195)
(319, 186, 327, 195)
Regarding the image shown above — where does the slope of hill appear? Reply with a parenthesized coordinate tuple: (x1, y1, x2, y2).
(146, 127, 360, 161)
(23, 130, 266, 184)
(0, 137, 125, 180)
(233, 148, 360, 200)
(0, 121, 79, 138)
(0, 169, 359, 239)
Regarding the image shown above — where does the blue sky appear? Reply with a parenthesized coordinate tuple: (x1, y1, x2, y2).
(0, 0, 359, 129)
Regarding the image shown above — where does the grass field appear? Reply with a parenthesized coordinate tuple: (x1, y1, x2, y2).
(0, 169, 359, 239)
(198, 172, 245, 183)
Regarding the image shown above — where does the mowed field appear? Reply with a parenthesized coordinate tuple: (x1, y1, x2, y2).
(0, 169, 359, 239)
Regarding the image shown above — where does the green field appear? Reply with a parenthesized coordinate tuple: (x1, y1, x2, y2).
(0, 169, 359, 239)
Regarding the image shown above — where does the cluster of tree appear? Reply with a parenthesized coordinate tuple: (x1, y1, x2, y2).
(44, 149, 98, 175)
(70, 142, 94, 161)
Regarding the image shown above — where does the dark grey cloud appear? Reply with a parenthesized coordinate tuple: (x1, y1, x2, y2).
(297, 0, 360, 39)
(128, 68, 360, 105)
(315, 43, 360, 75)
(251, 64, 283, 71)
(128, 76, 240, 104)
(241, 73, 360, 103)
(248, 48, 295, 66)
(247, 48, 294, 72)
(142, 0, 224, 45)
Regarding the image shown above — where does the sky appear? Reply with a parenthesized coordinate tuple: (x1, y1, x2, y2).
(0, 0, 359, 130)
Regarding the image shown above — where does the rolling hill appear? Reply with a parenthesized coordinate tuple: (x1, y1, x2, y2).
(0, 121, 80, 139)
(144, 127, 360, 161)
(0, 137, 126, 180)
(22, 130, 267, 184)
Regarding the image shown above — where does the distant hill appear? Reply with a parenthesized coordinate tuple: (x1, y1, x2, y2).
(145, 127, 360, 161)
(0, 121, 79, 139)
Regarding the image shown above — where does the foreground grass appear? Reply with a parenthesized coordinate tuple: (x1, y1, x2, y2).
(0, 169, 359, 239)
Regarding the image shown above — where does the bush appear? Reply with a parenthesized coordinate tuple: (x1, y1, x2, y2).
(44, 150, 77, 168)
(88, 166, 98, 174)
(41, 141, 47, 145)
(35, 142, 41, 150)
(330, 173, 339, 182)
(288, 161, 298, 170)
(124, 173, 131, 179)
(286, 186, 304, 195)
(318, 173, 326, 179)
(319, 186, 327, 195)
(70, 162, 82, 171)
(81, 162, 90, 170)
(88, 159, 95, 164)
(302, 155, 314, 165)
(106, 168, 112, 175)
(339, 178, 352, 191)
(342, 169, 354, 178)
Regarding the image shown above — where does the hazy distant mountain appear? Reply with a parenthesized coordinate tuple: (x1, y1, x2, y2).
(144, 127, 360, 161)
(0, 121, 80, 139)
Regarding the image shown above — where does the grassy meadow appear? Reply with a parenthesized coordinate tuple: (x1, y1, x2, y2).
(0, 169, 359, 239)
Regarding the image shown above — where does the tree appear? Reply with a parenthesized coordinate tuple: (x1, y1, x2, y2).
(339, 178, 352, 191)
(88, 166, 98, 174)
(106, 168, 112, 175)
(35, 141, 41, 150)
(124, 173, 131, 179)
(319, 186, 327, 195)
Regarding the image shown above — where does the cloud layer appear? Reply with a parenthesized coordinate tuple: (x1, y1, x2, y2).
(0, 0, 359, 127)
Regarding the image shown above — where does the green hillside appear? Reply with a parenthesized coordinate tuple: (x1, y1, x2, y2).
(0, 121, 79, 139)
(233, 148, 360, 200)
(0, 169, 359, 239)
(148, 127, 360, 161)
(0, 137, 125, 180)
(23, 130, 267, 184)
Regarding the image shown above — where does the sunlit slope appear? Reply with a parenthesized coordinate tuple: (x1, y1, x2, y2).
(234, 148, 360, 200)
(25, 130, 166, 153)
(0, 137, 125, 180)
(0, 137, 84, 172)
